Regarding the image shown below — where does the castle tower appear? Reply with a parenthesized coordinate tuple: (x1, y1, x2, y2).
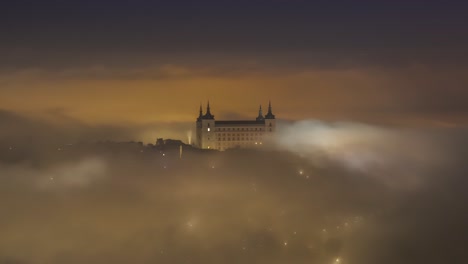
(264, 101, 276, 133)
(196, 101, 215, 149)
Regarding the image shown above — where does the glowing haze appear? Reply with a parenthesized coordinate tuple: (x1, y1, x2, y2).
(1, 1, 468, 263)
(1, 119, 467, 263)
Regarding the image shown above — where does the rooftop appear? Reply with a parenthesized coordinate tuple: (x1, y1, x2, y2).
(215, 120, 266, 126)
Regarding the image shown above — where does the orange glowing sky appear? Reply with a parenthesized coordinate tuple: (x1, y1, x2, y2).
(2, 64, 467, 127)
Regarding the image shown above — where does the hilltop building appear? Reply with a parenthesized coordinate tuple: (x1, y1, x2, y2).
(195, 102, 276, 151)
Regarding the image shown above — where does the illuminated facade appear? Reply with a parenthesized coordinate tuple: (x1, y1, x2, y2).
(195, 102, 276, 151)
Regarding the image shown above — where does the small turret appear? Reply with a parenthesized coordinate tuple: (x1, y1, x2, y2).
(265, 101, 275, 119)
(256, 105, 264, 121)
(197, 103, 203, 121)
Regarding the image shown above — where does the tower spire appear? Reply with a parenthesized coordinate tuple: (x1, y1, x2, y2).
(256, 104, 265, 121)
(265, 100, 275, 119)
(202, 100, 214, 119)
(206, 101, 211, 115)
(197, 103, 204, 121)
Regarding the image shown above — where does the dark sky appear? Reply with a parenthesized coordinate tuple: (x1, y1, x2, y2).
(2, 1, 468, 63)
(1, 0, 468, 141)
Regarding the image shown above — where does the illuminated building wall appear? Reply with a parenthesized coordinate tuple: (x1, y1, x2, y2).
(196, 102, 276, 151)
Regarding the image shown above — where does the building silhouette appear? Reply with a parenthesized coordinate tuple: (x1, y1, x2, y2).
(195, 102, 276, 150)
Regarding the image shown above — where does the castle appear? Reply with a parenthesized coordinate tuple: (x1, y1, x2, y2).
(195, 102, 276, 151)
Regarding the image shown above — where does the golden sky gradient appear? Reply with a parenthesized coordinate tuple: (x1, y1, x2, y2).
(1, 63, 467, 129)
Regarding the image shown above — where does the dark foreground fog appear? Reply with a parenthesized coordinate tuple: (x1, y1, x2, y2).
(1, 118, 468, 264)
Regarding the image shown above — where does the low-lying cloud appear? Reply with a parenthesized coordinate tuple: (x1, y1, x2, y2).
(274, 120, 456, 188)
(0, 118, 467, 264)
